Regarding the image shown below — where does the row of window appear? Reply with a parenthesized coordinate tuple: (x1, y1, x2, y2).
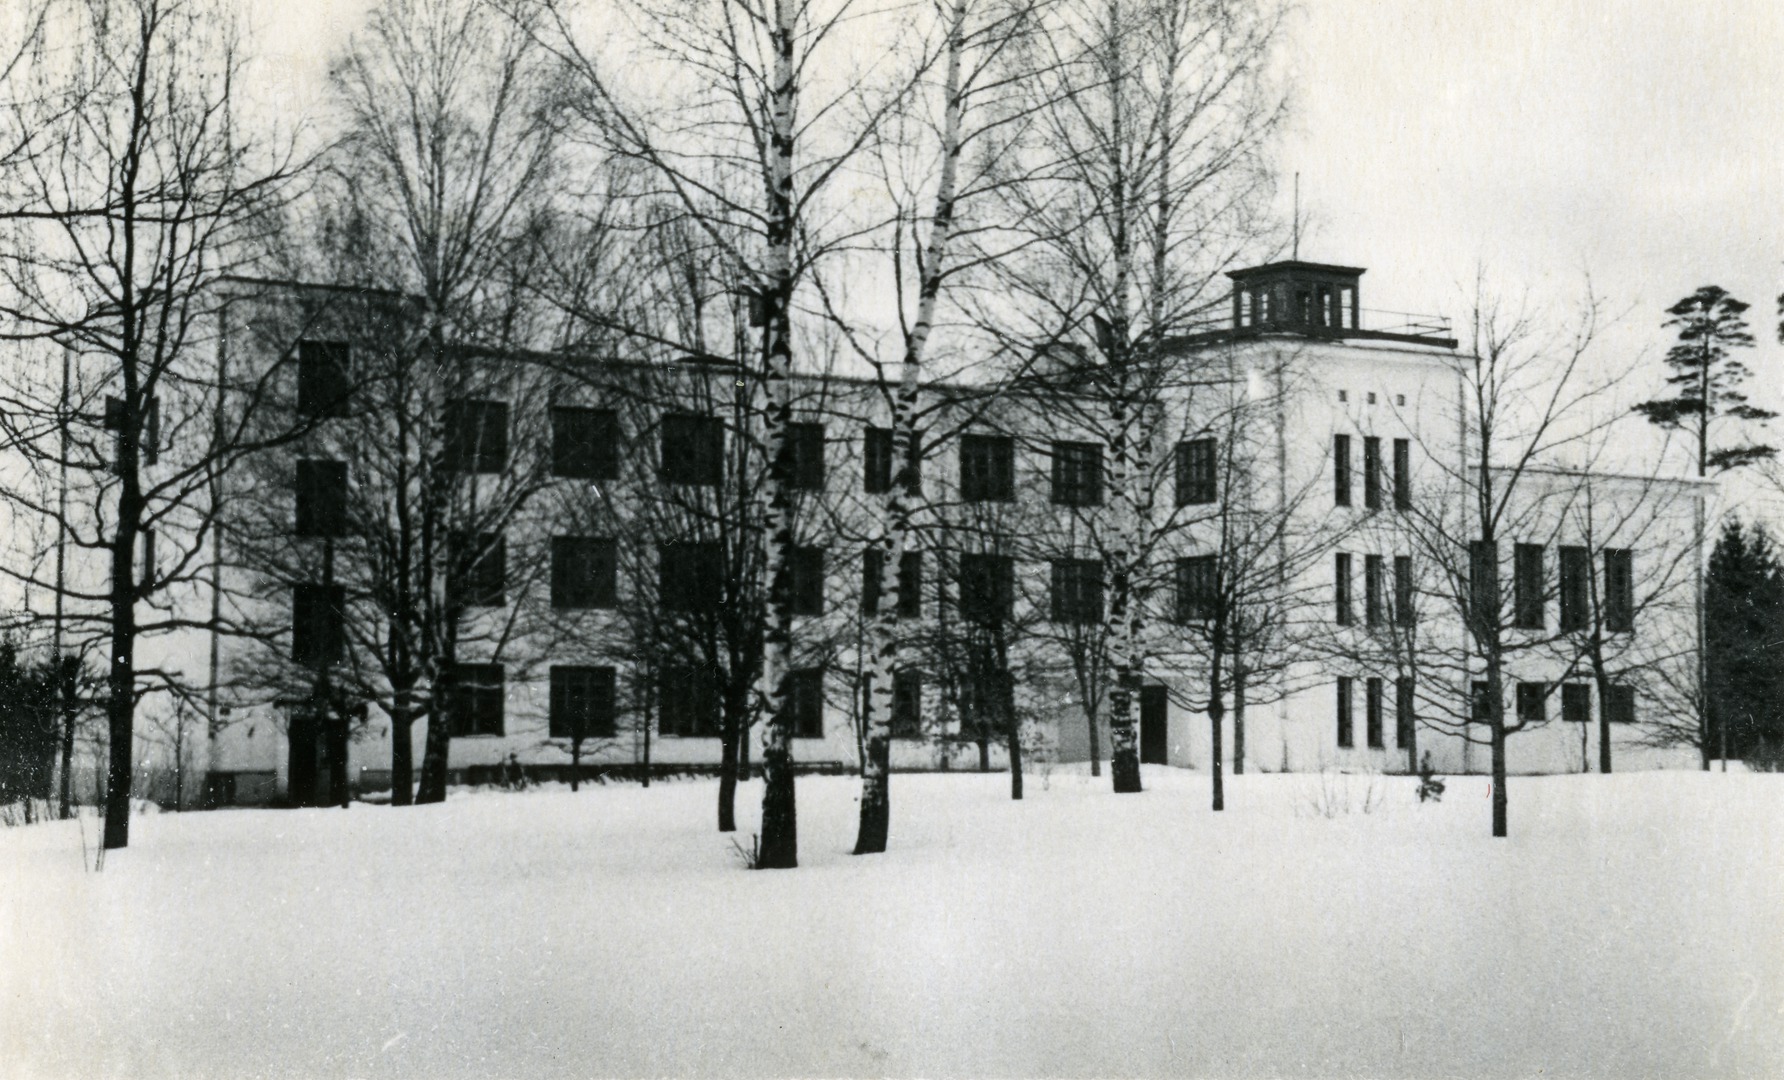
(1334, 553, 1416, 628)
(426, 662, 926, 741)
(1333, 434, 1411, 511)
(1332, 676, 1639, 749)
(1484, 543, 1635, 632)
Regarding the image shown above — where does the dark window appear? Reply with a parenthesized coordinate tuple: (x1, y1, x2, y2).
(1559, 545, 1589, 631)
(295, 459, 347, 537)
(958, 553, 1014, 623)
(1366, 677, 1384, 748)
(660, 542, 724, 611)
(1336, 676, 1354, 748)
(864, 426, 920, 495)
(660, 666, 719, 736)
(443, 400, 508, 473)
(1393, 439, 1411, 510)
(1050, 558, 1104, 624)
(1365, 555, 1384, 628)
(783, 546, 825, 616)
(1471, 680, 1494, 724)
(1175, 555, 1217, 622)
(1605, 548, 1634, 632)
(447, 532, 505, 608)
(1516, 681, 1547, 724)
(1395, 677, 1415, 747)
(1175, 438, 1217, 506)
(1514, 543, 1545, 630)
(550, 666, 616, 739)
(960, 434, 1014, 502)
(1562, 682, 1591, 724)
(1335, 553, 1353, 625)
(892, 669, 922, 739)
(1363, 436, 1382, 510)
(862, 548, 922, 619)
(786, 667, 824, 739)
(661, 413, 724, 486)
(297, 340, 350, 418)
(1334, 434, 1352, 507)
(552, 407, 619, 480)
(551, 536, 617, 609)
(1606, 684, 1636, 724)
(778, 422, 825, 491)
(292, 583, 344, 667)
(1394, 555, 1415, 627)
(1469, 541, 1498, 626)
(443, 663, 504, 737)
(1051, 441, 1104, 507)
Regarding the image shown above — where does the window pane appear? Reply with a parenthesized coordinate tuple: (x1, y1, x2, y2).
(1605, 549, 1634, 632)
(779, 422, 825, 491)
(661, 414, 723, 486)
(552, 536, 616, 609)
(297, 341, 350, 418)
(1336, 676, 1354, 747)
(1051, 441, 1103, 507)
(448, 532, 505, 608)
(1559, 546, 1588, 631)
(1363, 437, 1381, 510)
(295, 459, 347, 537)
(552, 407, 618, 480)
(959, 553, 1013, 623)
(1175, 438, 1217, 506)
(787, 668, 824, 738)
(1514, 543, 1545, 630)
(443, 400, 508, 473)
(961, 434, 1014, 502)
(1333, 434, 1351, 507)
(1393, 438, 1412, 510)
(292, 583, 344, 666)
(1366, 677, 1384, 748)
(1050, 557, 1104, 624)
(1335, 553, 1352, 625)
(551, 666, 616, 739)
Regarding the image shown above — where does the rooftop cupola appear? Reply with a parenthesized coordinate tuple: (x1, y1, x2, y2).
(1228, 260, 1364, 332)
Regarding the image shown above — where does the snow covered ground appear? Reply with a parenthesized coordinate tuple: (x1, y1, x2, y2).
(3, 766, 1781, 1079)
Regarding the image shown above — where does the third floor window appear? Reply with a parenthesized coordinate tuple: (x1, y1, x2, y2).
(960, 434, 1014, 502)
(443, 399, 508, 474)
(661, 413, 723, 486)
(552, 407, 619, 480)
(1050, 441, 1103, 507)
(1175, 438, 1217, 506)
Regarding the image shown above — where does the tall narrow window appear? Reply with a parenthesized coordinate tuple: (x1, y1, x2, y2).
(1472, 680, 1493, 724)
(660, 666, 719, 736)
(1516, 681, 1547, 724)
(787, 668, 825, 739)
(443, 400, 508, 473)
(297, 340, 350, 418)
(1395, 677, 1415, 748)
(1050, 558, 1104, 624)
(1175, 555, 1217, 622)
(1366, 677, 1384, 748)
(1393, 555, 1415, 627)
(1335, 553, 1353, 625)
(447, 532, 505, 608)
(1469, 541, 1498, 626)
(1604, 548, 1634, 632)
(959, 553, 1014, 623)
(1363, 437, 1382, 510)
(442, 663, 504, 737)
(292, 583, 344, 666)
(661, 413, 724, 486)
(862, 549, 922, 619)
(778, 422, 825, 490)
(1365, 555, 1384, 628)
(782, 546, 826, 616)
(552, 407, 619, 480)
(551, 536, 617, 609)
(864, 426, 920, 495)
(892, 669, 923, 739)
(1562, 682, 1591, 724)
(1336, 676, 1354, 748)
(1606, 684, 1636, 725)
(1051, 441, 1104, 507)
(960, 434, 1014, 501)
(1393, 438, 1412, 510)
(1559, 545, 1589, 631)
(550, 666, 617, 739)
(1333, 434, 1352, 507)
(1513, 543, 1545, 630)
(659, 541, 724, 611)
(295, 460, 348, 537)
(1175, 438, 1217, 506)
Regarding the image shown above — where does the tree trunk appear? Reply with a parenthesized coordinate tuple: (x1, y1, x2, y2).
(718, 710, 739, 833)
(1086, 699, 1102, 778)
(1490, 664, 1508, 838)
(390, 702, 415, 806)
(978, 732, 989, 772)
(416, 701, 450, 804)
(329, 706, 349, 809)
(570, 736, 581, 793)
(58, 657, 77, 820)
(1007, 715, 1023, 801)
(1233, 672, 1246, 777)
(103, 490, 142, 850)
(1209, 649, 1225, 812)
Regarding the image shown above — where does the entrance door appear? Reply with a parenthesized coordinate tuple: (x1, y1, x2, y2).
(1139, 686, 1168, 765)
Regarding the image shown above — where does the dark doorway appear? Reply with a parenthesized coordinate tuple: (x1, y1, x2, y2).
(1140, 686, 1168, 765)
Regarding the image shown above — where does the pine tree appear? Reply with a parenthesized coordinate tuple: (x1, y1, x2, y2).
(1633, 286, 1775, 474)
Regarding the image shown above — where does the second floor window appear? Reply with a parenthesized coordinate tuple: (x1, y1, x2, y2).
(1393, 438, 1412, 510)
(552, 407, 619, 480)
(1363, 436, 1382, 510)
(297, 340, 350, 418)
(1605, 548, 1634, 632)
(778, 422, 826, 490)
(291, 583, 344, 667)
(443, 399, 508, 474)
(551, 536, 617, 609)
(1365, 554, 1384, 628)
(1175, 438, 1217, 506)
(550, 665, 617, 739)
(295, 459, 347, 537)
(960, 434, 1014, 502)
(447, 532, 505, 608)
(1051, 441, 1103, 507)
(660, 541, 724, 611)
(1559, 545, 1589, 631)
(1513, 543, 1545, 630)
(1176, 555, 1217, 621)
(782, 546, 826, 616)
(958, 552, 1014, 623)
(1394, 555, 1415, 627)
(1516, 681, 1547, 724)
(786, 667, 825, 739)
(442, 662, 504, 737)
(1334, 434, 1352, 507)
(661, 413, 723, 486)
(864, 426, 921, 495)
(1469, 541, 1498, 625)
(1335, 553, 1353, 625)
(862, 548, 922, 619)
(1050, 557, 1104, 624)
(892, 669, 922, 739)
